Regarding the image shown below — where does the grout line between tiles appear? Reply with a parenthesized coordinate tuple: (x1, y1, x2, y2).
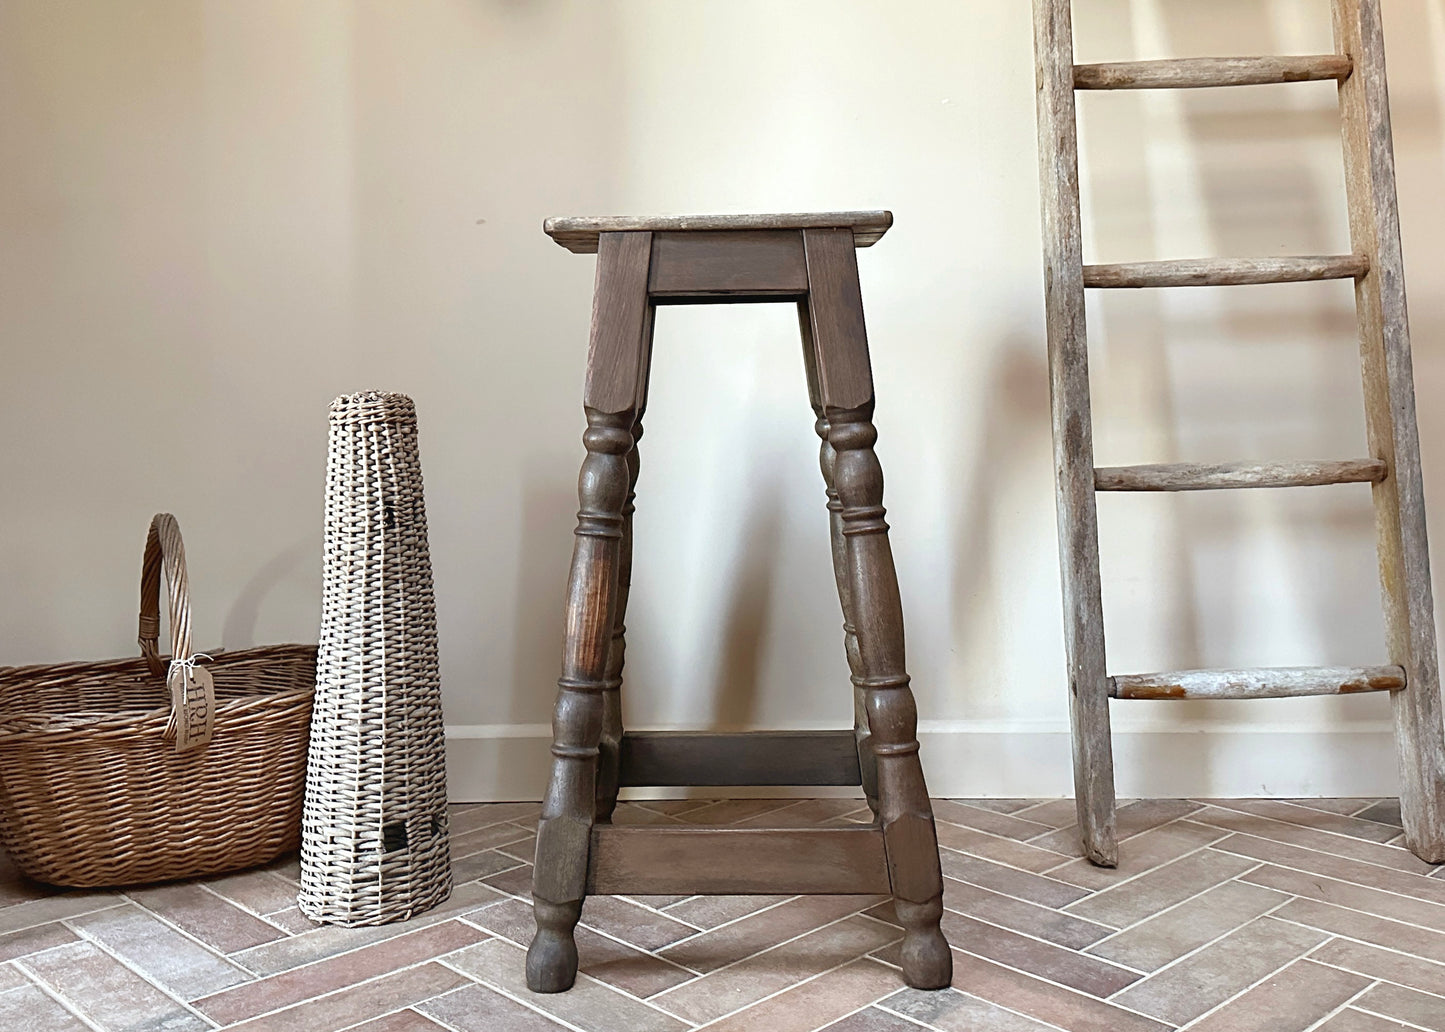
(649, 905, 899, 1013)
(1223, 848, 1445, 911)
(1050, 840, 1244, 919)
(8, 961, 106, 1032)
(1098, 875, 1303, 999)
(432, 953, 649, 1032)
(1204, 798, 1404, 841)
(1298, 974, 1380, 1032)
(1166, 950, 1326, 1030)
(1348, 1004, 1440, 1032)
(878, 991, 1072, 1032)
(1078, 855, 1268, 949)
(1307, 954, 1445, 999)
(64, 903, 253, 994)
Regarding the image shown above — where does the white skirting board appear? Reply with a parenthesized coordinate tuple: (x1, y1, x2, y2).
(442, 722, 1400, 802)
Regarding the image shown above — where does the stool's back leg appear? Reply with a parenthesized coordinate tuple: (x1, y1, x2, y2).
(530, 231, 654, 993)
(799, 302, 879, 817)
(803, 228, 951, 990)
(596, 418, 644, 825)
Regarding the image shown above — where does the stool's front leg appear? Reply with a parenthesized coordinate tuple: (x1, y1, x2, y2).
(528, 410, 635, 992)
(830, 405, 952, 990)
(595, 420, 642, 824)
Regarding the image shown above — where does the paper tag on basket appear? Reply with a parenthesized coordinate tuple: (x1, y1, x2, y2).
(167, 663, 215, 753)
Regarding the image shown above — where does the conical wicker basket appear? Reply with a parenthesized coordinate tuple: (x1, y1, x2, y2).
(299, 391, 451, 925)
(0, 514, 315, 887)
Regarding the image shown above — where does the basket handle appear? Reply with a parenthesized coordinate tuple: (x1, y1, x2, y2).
(138, 513, 194, 677)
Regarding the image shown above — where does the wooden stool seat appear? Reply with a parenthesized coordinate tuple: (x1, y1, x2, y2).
(527, 211, 952, 995)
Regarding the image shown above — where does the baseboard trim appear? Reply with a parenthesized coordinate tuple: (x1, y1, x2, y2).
(443, 723, 1399, 802)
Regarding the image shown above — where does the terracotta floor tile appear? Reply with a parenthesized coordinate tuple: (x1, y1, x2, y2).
(447, 802, 541, 835)
(450, 821, 536, 858)
(200, 868, 300, 918)
(658, 893, 792, 930)
(579, 893, 698, 950)
(1353, 800, 1403, 828)
(482, 862, 535, 899)
(695, 957, 903, 1032)
(1311, 937, 1445, 995)
(1010, 798, 1083, 827)
(931, 800, 1056, 841)
(1110, 916, 1328, 1025)
(882, 986, 1074, 1031)
(1026, 799, 1205, 856)
(451, 849, 527, 884)
(1276, 896, 1445, 963)
(650, 914, 900, 1024)
(935, 823, 1073, 874)
(1196, 807, 1439, 877)
(446, 937, 688, 1032)
(956, 799, 1042, 815)
(734, 797, 872, 827)
(939, 852, 1089, 908)
(0, 921, 78, 963)
(1247, 864, 1445, 935)
(818, 1004, 939, 1031)
(195, 919, 485, 1025)
(124, 881, 288, 953)
(1208, 798, 1402, 843)
(69, 901, 251, 999)
(1086, 878, 1289, 971)
(1063, 847, 1257, 928)
(0, 890, 122, 936)
(231, 880, 505, 976)
(0, 983, 91, 1031)
(659, 893, 883, 973)
(19, 939, 211, 1031)
(347, 1010, 454, 1032)
(939, 909, 1140, 996)
(416, 983, 570, 1031)
(946, 947, 1171, 1032)
(679, 799, 807, 825)
(1318, 1009, 1421, 1032)
(467, 896, 694, 997)
(1046, 819, 1228, 891)
(1353, 982, 1445, 1031)
(939, 877, 1114, 949)
(1277, 798, 1381, 817)
(1184, 957, 1371, 1032)
(225, 961, 468, 1032)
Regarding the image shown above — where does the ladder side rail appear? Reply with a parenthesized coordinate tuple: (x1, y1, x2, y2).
(1034, 0, 1117, 866)
(1334, 0, 1445, 860)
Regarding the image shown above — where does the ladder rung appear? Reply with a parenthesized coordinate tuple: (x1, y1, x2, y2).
(1110, 665, 1405, 700)
(1095, 459, 1387, 492)
(1074, 55, 1353, 91)
(1083, 255, 1368, 288)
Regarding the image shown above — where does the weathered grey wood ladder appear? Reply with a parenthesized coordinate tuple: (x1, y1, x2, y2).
(1034, 0, 1445, 867)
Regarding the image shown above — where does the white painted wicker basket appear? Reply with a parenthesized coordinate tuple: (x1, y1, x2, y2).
(298, 391, 451, 925)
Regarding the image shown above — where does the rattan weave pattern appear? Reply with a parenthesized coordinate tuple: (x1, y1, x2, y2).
(299, 391, 451, 925)
(0, 514, 315, 887)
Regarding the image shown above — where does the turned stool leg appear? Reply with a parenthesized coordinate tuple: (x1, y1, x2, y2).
(803, 226, 950, 990)
(830, 405, 951, 989)
(816, 414, 880, 816)
(595, 421, 642, 824)
(800, 305, 879, 816)
(530, 230, 654, 993)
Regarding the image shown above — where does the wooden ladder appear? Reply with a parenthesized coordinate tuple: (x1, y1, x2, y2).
(1033, 0, 1445, 866)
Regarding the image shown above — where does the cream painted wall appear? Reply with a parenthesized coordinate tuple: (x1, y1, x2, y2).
(3, 0, 1444, 799)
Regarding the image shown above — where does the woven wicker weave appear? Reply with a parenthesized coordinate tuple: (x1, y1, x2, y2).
(299, 391, 451, 925)
(0, 514, 315, 887)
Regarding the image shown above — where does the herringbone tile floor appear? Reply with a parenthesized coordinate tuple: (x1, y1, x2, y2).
(2, 797, 1443, 1030)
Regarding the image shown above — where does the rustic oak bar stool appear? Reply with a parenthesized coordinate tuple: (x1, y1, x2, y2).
(527, 211, 951, 994)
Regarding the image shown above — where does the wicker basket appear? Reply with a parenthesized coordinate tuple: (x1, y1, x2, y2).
(299, 391, 451, 926)
(0, 514, 316, 887)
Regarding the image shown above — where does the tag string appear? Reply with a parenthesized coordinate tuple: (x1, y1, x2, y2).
(168, 653, 214, 678)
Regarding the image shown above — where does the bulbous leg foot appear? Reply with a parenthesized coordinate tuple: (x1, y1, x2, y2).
(896, 895, 952, 990)
(526, 899, 582, 993)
